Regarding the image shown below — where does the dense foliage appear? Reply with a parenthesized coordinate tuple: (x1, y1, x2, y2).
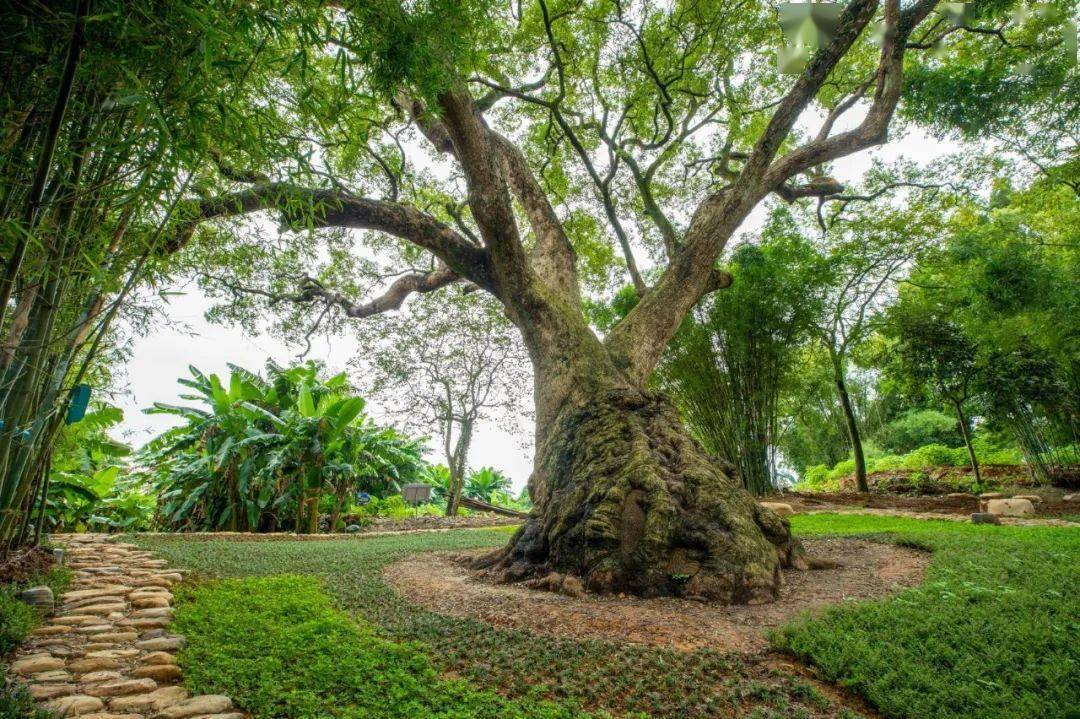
(141, 361, 428, 532)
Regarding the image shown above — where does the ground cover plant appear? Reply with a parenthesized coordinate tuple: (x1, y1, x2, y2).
(136, 517, 1079, 719)
(172, 574, 598, 719)
(778, 516, 1080, 719)
(140, 528, 853, 719)
(0, 564, 71, 718)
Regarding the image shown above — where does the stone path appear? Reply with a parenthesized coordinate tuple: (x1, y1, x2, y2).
(9, 534, 241, 718)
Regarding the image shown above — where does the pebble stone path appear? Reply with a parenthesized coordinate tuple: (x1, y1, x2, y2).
(9, 533, 242, 718)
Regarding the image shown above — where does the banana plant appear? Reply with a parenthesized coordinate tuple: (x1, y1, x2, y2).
(142, 361, 430, 533)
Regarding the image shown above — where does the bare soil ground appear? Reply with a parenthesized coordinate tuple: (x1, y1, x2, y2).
(784, 489, 1080, 520)
(0, 545, 55, 584)
(385, 537, 929, 653)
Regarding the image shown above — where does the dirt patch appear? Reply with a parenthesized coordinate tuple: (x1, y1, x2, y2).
(384, 538, 928, 653)
(0, 546, 55, 585)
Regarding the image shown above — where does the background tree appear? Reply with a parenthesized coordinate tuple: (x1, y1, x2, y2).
(808, 184, 946, 491)
(364, 291, 529, 516)
(656, 210, 827, 494)
(886, 179, 1079, 483)
(887, 310, 984, 484)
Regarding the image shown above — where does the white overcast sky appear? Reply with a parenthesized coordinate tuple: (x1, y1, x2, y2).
(114, 113, 960, 494)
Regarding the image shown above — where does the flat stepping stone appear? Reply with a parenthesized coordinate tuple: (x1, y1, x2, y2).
(136, 636, 185, 652)
(94, 631, 140, 643)
(152, 694, 232, 719)
(120, 618, 171, 629)
(53, 615, 105, 626)
(131, 596, 171, 609)
(62, 587, 132, 603)
(109, 686, 189, 713)
(68, 658, 124, 673)
(33, 625, 74, 636)
(29, 683, 77, 700)
(30, 669, 73, 682)
(131, 664, 182, 682)
(77, 670, 125, 683)
(87, 649, 140, 659)
(75, 603, 128, 616)
(141, 652, 177, 666)
(45, 694, 105, 716)
(10, 655, 66, 675)
(75, 624, 116, 634)
(81, 713, 147, 719)
(85, 677, 158, 698)
(131, 608, 173, 618)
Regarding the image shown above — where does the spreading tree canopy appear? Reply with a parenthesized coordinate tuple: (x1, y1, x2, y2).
(13, 0, 1072, 599)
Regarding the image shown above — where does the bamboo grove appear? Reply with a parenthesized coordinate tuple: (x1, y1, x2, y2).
(0, 1, 327, 553)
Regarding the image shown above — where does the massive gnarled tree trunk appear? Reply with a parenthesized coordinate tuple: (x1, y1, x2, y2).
(176, 0, 939, 603)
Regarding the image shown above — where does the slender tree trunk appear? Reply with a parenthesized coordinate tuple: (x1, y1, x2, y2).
(33, 450, 52, 545)
(445, 418, 472, 517)
(0, 0, 89, 330)
(328, 489, 348, 532)
(833, 365, 868, 493)
(446, 468, 464, 517)
(952, 399, 982, 486)
(306, 490, 320, 534)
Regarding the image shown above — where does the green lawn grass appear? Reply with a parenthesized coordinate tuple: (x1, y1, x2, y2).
(135, 517, 1080, 719)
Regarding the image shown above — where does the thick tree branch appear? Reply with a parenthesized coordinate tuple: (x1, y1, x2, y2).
(491, 132, 580, 301)
(166, 182, 493, 290)
(607, 0, 892, 382)
(763, 0, 940, 188)
(297, 266, 461, 318)
(209, 265, 462, 321)
(436, 89, 531, 297)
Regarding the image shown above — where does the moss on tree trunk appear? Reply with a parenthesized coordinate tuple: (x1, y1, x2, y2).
(477, 388, 799, 604)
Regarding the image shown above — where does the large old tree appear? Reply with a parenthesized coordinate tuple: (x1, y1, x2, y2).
(172, 0, 1049, 602)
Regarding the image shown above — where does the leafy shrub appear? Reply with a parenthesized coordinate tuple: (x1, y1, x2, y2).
(799, 464, 838, 491)
(464, 467, 511, 502)
(173, 575, 594, 719)
(874, 409, 960, 453)
(0, 679, 54, 719)
(902, 443, 959, 469)
(0, 586, 39, 656)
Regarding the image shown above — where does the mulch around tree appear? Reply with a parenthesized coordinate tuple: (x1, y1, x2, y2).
(383, 537, 929, 654)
